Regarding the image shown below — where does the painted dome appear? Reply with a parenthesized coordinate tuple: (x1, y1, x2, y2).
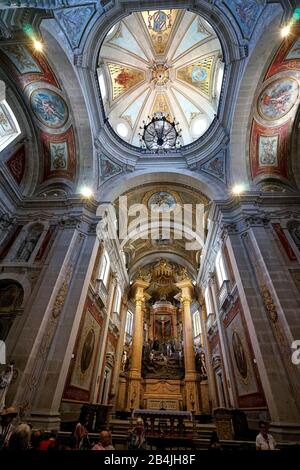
(98, 9, 224, 147)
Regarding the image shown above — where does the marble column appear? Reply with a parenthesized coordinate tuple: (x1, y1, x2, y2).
(176, 279, 200, 413)
(127, 279, 149, 410)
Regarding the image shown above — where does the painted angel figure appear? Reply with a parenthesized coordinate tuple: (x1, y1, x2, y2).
(0, 363, 14, 412)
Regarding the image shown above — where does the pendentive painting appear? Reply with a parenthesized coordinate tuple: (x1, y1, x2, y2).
(30, 88, 69, 129)
(258, 78, 299, 121)
(70, 310, 101, 391)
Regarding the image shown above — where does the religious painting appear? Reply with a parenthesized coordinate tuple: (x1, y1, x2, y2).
(258, 135, 278, 166)
(141, 9, 178, 54)
(225, 0, 265, 38)
(173, 15, 210, 59)
(177, 56, 215, 98)
(41, 127, 76, 181)
(249, 119, 289, 179)
(1, 45, 41, 74)
(50, 142, 68, 171)
(226, 311, 258, 397)
(285, 38, 300, 61)
(200, 151, 226, 183)
(70, 310, 101, 391)
(148, 192, 176, 212)
(6, 146, 26, 185)
(30, 89, 69, 129)
(258, 78, 299, 121)
(107, 64, 145, 101)
(99, 153, 122, 180)
(151, 93, 173, 120)
(232, 331, 247, 379)
(55, 5, 95, 49)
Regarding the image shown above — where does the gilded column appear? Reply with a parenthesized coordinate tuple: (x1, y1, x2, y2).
(127, 279, 149, 410)
(176, 279, 200, 413)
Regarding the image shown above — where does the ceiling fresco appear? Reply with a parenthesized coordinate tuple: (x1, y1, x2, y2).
(249, 25, 300, 183)
(0, 43, 77, 184)
(98, 9, 223, 147)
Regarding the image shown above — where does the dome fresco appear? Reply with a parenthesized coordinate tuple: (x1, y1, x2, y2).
(98, 9, 223, 147)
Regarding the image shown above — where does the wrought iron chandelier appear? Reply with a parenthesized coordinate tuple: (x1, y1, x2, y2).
(139, 113, 181, 152)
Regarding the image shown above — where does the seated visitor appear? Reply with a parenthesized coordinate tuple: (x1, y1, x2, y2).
(7, 423, 31, 450)
(92, 430, 114, 450)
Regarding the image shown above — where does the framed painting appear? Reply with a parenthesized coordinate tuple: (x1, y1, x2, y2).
(226, 312, 258, 397)
(70, 310, 101, 391)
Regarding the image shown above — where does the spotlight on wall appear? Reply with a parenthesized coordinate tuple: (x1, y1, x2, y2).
(231, 184, 245, 196)
(80, 186, 94, 199)
(281, 25, 291, 37)
(33, 40, 43, 52)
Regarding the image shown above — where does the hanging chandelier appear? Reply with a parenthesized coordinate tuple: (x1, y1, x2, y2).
(139, 113, 182, 152)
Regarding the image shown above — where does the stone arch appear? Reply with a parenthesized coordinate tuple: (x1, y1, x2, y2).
(96, 168, 223, 203)
(40, 20, 94, 191)
(230, 11, 285, 187)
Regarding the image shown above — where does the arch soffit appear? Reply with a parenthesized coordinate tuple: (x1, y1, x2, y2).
(95, 168, 225, 203)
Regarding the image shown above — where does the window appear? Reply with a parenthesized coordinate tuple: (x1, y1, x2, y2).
(0, 101, 21, 152)
(215, 249, 228, 287)
(99, 251, 110, 287)
(125, 310, 133, 336)
(98, 72, 107, 101)
(193, 310, 201, 337)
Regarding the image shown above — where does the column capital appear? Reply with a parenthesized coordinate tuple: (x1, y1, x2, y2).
(175, 279, 194, 303)
(132, 279, 150, 290)
(131, 279, 150, 301)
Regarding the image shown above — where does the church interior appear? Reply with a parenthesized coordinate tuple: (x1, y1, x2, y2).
(1, 0, 300, 451)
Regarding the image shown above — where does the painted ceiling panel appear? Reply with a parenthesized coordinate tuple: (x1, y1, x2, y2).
(107, 63, 145, 101)
(177, 56, 215, 98)
(171, 88, 201, 124)
(109, 22, 148, 61)
(173, 15, 211, 59)
(121, 89, 150, 128)
(141, 9, 178, 55)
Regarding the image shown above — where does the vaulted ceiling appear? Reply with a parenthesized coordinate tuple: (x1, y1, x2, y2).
(98, 9, 223, 147)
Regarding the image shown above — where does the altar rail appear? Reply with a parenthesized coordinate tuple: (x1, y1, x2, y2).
(132, 409, 192, 436)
